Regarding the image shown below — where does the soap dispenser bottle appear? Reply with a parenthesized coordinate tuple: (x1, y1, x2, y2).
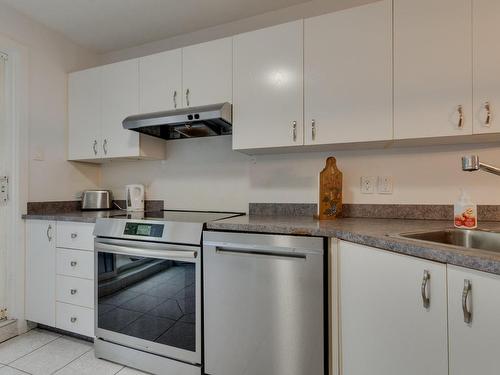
(454, 189, 477, 229)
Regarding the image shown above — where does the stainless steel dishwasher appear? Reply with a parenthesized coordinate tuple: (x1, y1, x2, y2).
(203, 231, 325, 375)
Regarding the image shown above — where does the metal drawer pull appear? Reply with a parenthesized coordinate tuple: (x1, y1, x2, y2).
(462, 279, 472, 324)
(93, 140, 98, 155)
(103, 139, 108, 155)
(457, 105, 464, 129)
(186, 88, 190, 107)
(46, 225, 53, 242)
(70, 289, 78, 295)
(173, 90, 178, 109)
(70, 261, 78, 267)
(421, 270, 431, 309)
(71, 233, 78, 239)
(484, 101, 492, 127)
(292, 121, 297, 142)
(70, 317, 77, 323)
(311, 119, 316, 141)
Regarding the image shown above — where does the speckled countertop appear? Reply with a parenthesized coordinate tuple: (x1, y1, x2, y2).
(206, 215, 500, 275)
(22, 210, 124, 223)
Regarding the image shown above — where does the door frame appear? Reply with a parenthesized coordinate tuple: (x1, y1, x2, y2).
(0, 34, 29, 333)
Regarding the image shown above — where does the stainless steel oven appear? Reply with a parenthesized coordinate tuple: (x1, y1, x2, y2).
(93, 212, 239, 375)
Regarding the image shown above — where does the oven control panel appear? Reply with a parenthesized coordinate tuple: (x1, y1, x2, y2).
(123, 222, 164, 237)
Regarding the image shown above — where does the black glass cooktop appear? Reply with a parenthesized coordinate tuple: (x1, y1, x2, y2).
(109, 210, 243, 223)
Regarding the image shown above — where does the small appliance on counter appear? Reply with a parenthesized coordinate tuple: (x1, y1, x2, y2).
(125, 184, 145, 212)
(81, 190, 113, 210)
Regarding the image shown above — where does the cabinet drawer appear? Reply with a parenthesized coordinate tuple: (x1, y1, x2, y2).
(56, 275, 94, 308)
(56, 302, 94, 337)
(56, 248, 94, 280)
(56, 222, 94, 251)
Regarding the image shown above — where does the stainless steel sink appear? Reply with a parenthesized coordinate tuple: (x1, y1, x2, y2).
(393, 228, 500, 253)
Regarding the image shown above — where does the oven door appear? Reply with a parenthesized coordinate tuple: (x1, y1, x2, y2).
(95, 237, 201, 365)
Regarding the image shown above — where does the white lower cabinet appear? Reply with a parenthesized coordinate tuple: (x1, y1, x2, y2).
(448, 266, 500, 375)
(338, 240, 448, 375)
(25, 220, 95, 337)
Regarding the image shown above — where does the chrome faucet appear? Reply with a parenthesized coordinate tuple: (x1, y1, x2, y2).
(462, 155, 500, 176)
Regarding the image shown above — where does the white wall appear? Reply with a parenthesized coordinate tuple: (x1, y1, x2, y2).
(101, 137, 500, 212)
(0, 3, 101, 203)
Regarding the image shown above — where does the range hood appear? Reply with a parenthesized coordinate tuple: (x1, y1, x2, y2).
(122, 102, 232, 140)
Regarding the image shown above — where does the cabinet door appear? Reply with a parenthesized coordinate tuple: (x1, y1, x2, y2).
(26, 220, 56, 326)
(473, 0, 500, 134)
(101, 59, 140, 158)
(233, 20, 304, 150)
(139, 49, 182, 113)
(394, 0, 472, 139)
(68, 67, 101, 160)
(304, 1, 392, 145)
(448, 266, 500, 375)
(182, 37, 232, 107)
(339, 241, 448, 375)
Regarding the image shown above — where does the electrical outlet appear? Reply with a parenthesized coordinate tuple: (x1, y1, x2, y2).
(360, 176, 377, 194)
(378, 176, 394, 194)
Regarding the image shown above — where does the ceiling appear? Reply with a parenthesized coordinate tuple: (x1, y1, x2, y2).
(0, 0, 312, 53)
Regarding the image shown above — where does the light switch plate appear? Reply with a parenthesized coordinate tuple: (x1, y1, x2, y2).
(378, 176, 394, 194)
(360, 176, 377, 194)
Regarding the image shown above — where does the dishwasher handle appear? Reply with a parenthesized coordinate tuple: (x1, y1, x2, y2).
(214, 245, 308, 261)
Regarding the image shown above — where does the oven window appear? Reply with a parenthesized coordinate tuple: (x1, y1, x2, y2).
(97, 252, 196, 352)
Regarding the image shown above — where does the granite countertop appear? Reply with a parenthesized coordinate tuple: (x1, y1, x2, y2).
(22, 210, 124, 223)
(206, 215, 500, 275)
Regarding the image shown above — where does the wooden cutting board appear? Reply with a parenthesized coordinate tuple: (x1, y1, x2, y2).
(318, 157, 343, 220)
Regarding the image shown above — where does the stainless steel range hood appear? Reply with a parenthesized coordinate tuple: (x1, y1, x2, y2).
(122, 102, 232, 140)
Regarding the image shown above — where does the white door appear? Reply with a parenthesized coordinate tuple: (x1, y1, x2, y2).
(182, 37, 232, 107)
(473, 0, 500, 134)
(448, 266, 500, 375)
(68, 67, 101, 160)
(25, 220, 56, 326)
(233, 20, 304, 150)
(394, 0, 472, 139)
(339, 241, 448, 375)
(304, 1, 393, 145)
(139, 49, 182, 113)
(101, 59, 140, 158)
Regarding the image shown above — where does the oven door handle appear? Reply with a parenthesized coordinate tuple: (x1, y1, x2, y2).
(95, 241, 198, 260)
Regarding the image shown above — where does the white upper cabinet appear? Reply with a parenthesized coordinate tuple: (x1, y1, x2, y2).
(448, 266, 500, 375)
(182, 37, 233, 107)
(339, 241, 448, 375)
(304, 0, 393, 145)
(68, 67, 101, 160)
(473, 0, 500, 134)
(394, 0, 472, 139)
(233, 20, 304, 150)
(101, 59, 140, 158)
(139, 49, 182, 113)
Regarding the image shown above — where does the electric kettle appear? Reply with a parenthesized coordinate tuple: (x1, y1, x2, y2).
(125, 184, 145, 212)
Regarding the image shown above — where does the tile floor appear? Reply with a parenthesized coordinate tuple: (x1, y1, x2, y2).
(0, 329, 148, 375)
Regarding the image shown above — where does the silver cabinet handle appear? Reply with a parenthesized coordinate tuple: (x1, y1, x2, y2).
(457, 105, 464, 129)
(311, 119, 316, 141)
(70, 317, 77, 323)
(462, 279, 472, 324)
(173, 90, 178, 109)
(103, 139, 108, 155)
(93, 140, 98, 156)
(70, 261, 77, 267)
(186, 88, 190, 107)
(292, 121, 297, 142)
(421, 270, 431, 308)
(46, 224, 53, 242)
(70, 289, 78, 295)
(71, 233, 78, 239)
(483, 101, 492, 127)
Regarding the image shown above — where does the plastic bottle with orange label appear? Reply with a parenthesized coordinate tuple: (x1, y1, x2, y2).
(454, 189, 477, 229)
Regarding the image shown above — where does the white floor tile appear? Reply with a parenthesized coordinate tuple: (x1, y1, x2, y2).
(0, 329, 60, 364)
(54, 350, 123, 375)
(0, 366, 30, 375)
(10, 336, 92, 375)
(116, 367, 150, 375)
